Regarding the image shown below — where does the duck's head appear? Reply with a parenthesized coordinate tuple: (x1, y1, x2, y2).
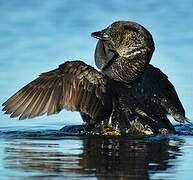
(91, 21, 155, 70)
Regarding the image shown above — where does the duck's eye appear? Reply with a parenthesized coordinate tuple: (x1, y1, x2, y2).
(103, 32, 109, 38)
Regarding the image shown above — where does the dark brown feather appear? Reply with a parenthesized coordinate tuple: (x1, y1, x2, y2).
(141, 64, 186, 122)
(2, 61, 112, 121)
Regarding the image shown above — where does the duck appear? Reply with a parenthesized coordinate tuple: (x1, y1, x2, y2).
(2, 21, 187, 135)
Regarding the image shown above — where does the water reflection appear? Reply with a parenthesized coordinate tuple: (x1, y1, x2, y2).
(79, 136, 183, 180)
(3, 135, 183, 179)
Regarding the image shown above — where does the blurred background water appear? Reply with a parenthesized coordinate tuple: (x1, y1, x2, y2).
(0, 0, 193, 179)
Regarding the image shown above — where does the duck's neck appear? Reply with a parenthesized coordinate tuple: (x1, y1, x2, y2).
(103, 49, 153, 85)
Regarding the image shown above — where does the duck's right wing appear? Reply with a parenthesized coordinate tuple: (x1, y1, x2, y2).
(141, 64, 186, 122)
(2, 61, 113, 121)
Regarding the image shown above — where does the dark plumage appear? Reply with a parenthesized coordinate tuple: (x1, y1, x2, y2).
(2, 21, 187, 135)
(2, 61, 113, 122)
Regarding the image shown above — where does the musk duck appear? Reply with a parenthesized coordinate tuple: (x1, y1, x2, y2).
(2, 21, 187, 135)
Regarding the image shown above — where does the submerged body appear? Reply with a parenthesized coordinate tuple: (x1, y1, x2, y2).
(2, 21, 187, 135)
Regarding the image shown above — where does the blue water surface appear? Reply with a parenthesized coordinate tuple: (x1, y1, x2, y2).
(0, 0, 193, 179)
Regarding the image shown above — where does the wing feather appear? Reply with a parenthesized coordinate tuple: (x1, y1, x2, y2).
(2, 60, 112, 121)
(141, 64, 186, 122)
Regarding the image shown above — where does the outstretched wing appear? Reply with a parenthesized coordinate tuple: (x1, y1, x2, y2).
(141, 64, 186, 122)
(2, 61, 112, 120)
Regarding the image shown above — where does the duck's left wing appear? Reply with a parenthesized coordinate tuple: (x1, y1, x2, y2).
(2, 61, 113, 120)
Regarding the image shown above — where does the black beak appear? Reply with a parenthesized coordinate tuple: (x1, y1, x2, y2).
(91, 28, 110, 41)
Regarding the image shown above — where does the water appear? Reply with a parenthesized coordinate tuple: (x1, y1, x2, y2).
(0, 0, 193, 179)
(0, 134, 187, 180)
